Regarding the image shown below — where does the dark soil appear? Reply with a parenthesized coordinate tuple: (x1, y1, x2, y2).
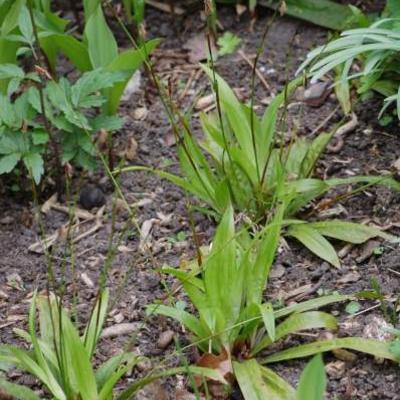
(0, 2, 399, 399)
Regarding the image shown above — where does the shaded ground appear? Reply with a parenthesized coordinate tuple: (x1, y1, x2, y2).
(0, 2, 399, 399)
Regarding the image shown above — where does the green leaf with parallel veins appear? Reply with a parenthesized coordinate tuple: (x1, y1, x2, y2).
(308, 220, 395, 244)
(262, 337, 398, 364)
(0, 378, 41, 400)
(85, 5, 118, 69)
(287, 223, 340, 268)
(297, 354, 326, 400)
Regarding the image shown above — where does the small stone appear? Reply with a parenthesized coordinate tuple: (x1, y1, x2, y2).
(326, 361, 346, 379)
(301, 81, 331, 107)
(0, 216, 13, 225)
(363, 315, 394, 341)
(137, 357, 152, 372)
(337, 271, 360, 284)
(157, 330, 175, 349)
(270, 264, 285, 279)
(113, 312, 125, 324)
(79, 185, 106, 210)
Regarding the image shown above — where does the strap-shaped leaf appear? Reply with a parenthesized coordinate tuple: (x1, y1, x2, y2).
(274, 293, 350, 319)
(262, 337, 398, 364)
(85, 5, 118, 69)
(0, 378, 41, 400)
(308, 220, 396, 244)
(253, 311, 337, 355)
(297, 354, 326, 400)
(234, 360, 296, 400)
(287, 223, 340, 268)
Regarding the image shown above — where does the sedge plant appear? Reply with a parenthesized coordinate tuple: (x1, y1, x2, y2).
(0, 289, 226, 400)
(120, 67, 399, 267)
(298, 16, 400, 121)
(149, 203, 398, 399)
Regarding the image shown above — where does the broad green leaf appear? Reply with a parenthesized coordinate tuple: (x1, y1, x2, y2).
(18, 6, 34, 45)
(253, 311, 337, 355)
(262, 337, 398, 364)
(27, 293, 65, 399)
(95, 352, 137, 390)
(85, 5, 118, 69)
(83, 0, 101, 20)
(258, 303, 275, 342)
(247, 203, 284, 303)
(0, 378, 41, 400)
(62, 313, 98, 400)
(0, 153, 20, 174)
(255, 0, 354, 30)
(204, 205, 238, 339)
(32, 130, 49, 145)
(118, 366, 227, 400)
(23, 153, 44, 184)
(104, 39, 159, 114)
(274, 294, 350, 319)
(1, 0, 25, 36)
(50, 34, 91, 72)
(260, 365, 296, 400)
(84, 289, 109, 358)
(308, 220, 395, 244)
(0, 63, 24, 80)
(297, 354, 326, 400)
(234, 360, 274, 400)
(202, 65, 255, 163)
(147, 304, 208, 340)
(287, 223, 340, 268)
(98, 353, 139, 400)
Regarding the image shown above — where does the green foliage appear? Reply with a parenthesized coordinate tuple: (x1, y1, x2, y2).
(296, 354, 326, 400)
(0, 68, 125, 183)
(0, 290, 140, 399)
(123, 68, 398, 266)
(217, 32, 241, 56)
(217, 0, 356, 30)
(299, 18, 400, 120)
(148, 208, 396, 398)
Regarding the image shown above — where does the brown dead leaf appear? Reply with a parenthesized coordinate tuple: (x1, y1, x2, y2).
(164, 131, 176, 147)
(125, 137, 138, 161)
(236, 4, 247, 17)
(195, 348, 234, 394)
(195, 93, 215, 111)
(101, 322, 140, 338)
(337, 271, 360, 284)
(41, 193, 58, 214)
(132, 107, 148, 121)
(183, 34, 217, 64)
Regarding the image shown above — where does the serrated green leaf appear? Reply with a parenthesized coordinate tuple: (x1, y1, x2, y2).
(217, 31, 241, 56)
(2, 0, 25, 36)
(0, 153, 20, 174)
(23, 152, 44, 184)
(32, 130, 49, 145)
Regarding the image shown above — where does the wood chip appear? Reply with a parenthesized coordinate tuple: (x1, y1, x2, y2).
(157, 330, 175, 349)
(101, 322, 140, 338)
